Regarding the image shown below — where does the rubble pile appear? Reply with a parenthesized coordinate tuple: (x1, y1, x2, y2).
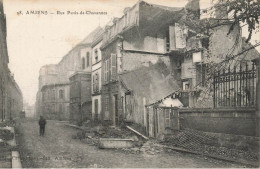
(0, 120, 15, 127)
(140, 140, 165, 155)
(72, 125, 145, 148)
(164, 129, 259, 161)
(0, 128, 14, 141)
(117, 140, 164, 155)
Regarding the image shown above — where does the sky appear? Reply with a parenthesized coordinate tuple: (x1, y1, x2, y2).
(3, 0, 259, 106)
(4, 0, 191, 106)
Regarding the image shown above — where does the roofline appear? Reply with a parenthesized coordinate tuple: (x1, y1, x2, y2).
(69, 70, 91, 79)
(91, 35, 103, 48)
(41, 83, 70, 91)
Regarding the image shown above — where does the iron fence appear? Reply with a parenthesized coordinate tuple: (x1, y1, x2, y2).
(213, 61, 257, 108)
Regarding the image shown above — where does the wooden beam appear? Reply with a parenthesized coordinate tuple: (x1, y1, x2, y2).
(126, 125, 149, 140)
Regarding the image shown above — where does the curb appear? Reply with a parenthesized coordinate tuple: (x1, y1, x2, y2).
(12, 151, 22, 168)
(12, 126, 22, 168)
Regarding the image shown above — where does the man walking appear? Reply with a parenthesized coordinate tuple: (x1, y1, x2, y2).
(39, 116, 46, 136)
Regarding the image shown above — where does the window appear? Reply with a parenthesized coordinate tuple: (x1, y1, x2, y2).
(82, 57, 86, 69)
(95, 49, 98, 63)
(183, 80, 190, 90)
(59, 89, 64, 99)
(93, 73, 99, 92)
(86, 52, 90, 67)
(59, 104, 63, 113)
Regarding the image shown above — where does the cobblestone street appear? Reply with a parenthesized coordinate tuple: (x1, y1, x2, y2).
(15, 119, 245, 168)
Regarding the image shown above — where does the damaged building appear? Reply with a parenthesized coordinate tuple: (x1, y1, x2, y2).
(0, 1, 23, 121)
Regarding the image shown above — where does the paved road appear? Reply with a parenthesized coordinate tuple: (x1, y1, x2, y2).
(15, 119, 244, 168)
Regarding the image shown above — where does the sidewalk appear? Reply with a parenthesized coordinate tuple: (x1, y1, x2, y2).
(0, 122, 22, 168)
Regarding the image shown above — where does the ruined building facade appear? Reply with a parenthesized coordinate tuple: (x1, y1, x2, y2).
(0, 0, 23, 121)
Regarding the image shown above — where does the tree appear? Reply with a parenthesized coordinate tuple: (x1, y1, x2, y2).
(217, 0, 260, 43)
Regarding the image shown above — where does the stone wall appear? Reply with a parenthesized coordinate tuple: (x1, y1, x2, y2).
(179, 108, 257, 136)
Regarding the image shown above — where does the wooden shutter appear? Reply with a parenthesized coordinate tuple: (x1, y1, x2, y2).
(107, 60, 109, 81)
(111, 54, 117, 81)
(105, 60, 107, 82)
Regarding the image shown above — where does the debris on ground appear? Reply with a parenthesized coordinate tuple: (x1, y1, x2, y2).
(88, 163, 104, 168)
(163, 128, 259, 162)
(71, 122, 149, 152)
(140, 140, 165, 155)
(0, 120, 16, 127)
(0, 128, 14, 141)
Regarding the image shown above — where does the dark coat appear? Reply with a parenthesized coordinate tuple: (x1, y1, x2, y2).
(39, 118, 46, 127)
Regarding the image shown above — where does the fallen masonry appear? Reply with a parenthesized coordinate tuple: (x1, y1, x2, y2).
(99, 138, 135, 149)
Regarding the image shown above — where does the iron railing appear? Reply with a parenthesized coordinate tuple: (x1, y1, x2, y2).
(213, 61, 256, 108)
